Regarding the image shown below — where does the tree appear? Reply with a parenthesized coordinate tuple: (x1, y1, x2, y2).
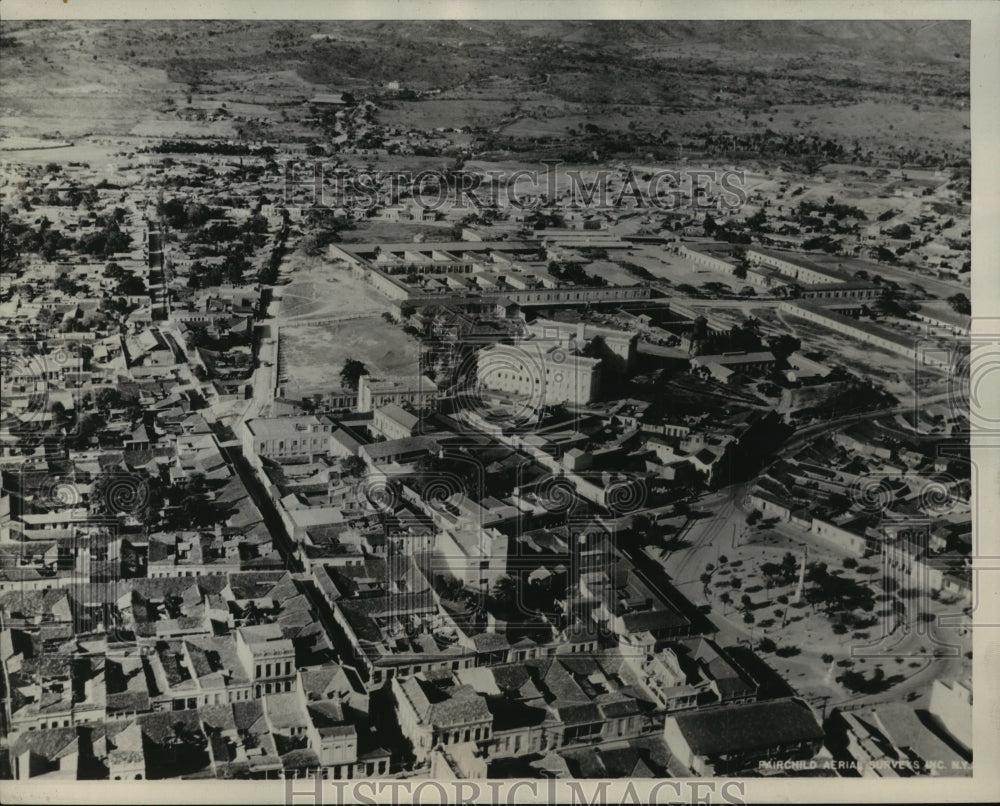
(415, 452, 481, 499)
(760, 561, 783, 583)
(768, 333, 802, 360)
(168, 472, 219, 529)
(339, 455, 366, 478)
(50, 400, 68, 424)
(719, 592, 732, 614)
(117, 274, 146, 296)
(71, 412, 105, 448)
(746, 208, 769, 232)
(947, 293, 971, 315)
(90, 468, 160, 522)
(492, 575, 517, 605)
(758, 637, 777, 653)
(339, 359, 369, 391)
(781, 552, 798, 578)
(54, 274, 80, 296)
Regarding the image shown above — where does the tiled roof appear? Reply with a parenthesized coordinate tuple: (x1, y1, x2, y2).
(671, 697, 823, 757)
(600, 697, 642, 718)
(491, 664, 531, 694)
(472, 632, 510, 652)
(11, 726, 79, 760)
(555, 701, 603, 725)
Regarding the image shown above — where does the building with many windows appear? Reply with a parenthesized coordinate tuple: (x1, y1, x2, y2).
(357, 374, 439, 413)
(393, 670, 494, 765)
(235, 624, 297, 697)
(475, 342, 602, 406)
(242, 416, 336, 463)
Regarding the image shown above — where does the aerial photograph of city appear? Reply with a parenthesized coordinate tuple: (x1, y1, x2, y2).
(0, 8, 992, 802)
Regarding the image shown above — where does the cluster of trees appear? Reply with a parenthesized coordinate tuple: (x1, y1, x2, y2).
(339, 455, 367, 478)
(691, 130, 848, 164)
(414, 451, 484, 500)
(103, 262, 146, 295)
(547, 261, 607, 287)
(161, 471, 230, 530)
(187, 250, 250, 289)
(701, 215, 753, 244)
(58, 387, 144, 449)
(868, 245, 899, 264)
(184, 324, 248, 353)
(803, 560, 877, 616)
(74, 219, 133, 259)
(147, 141, 277, 158)
(160, 200, 226, 231)
(800, 235, 843, 254)
(89, 466, 230, 531)
(948, 293, 971, 315)
(259, 224, 288, 285)
(760, 552, 803, 588)
(19, 185, 102, 211)
(884, 223, 913, 240)
(837, 666, 904, 695)
(2, 209, 131, 263)
(798, 197, 868, 222)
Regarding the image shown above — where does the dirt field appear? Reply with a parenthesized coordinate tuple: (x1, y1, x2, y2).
(274, 247, 420, 387)
(279, 317, 419, 388)
(582, 259, 644, 287)
(626, 246, 747, 292)
(746, 100, 970, 153)
(275, 250, 391, 321)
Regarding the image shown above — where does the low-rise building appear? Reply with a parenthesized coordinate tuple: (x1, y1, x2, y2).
(372, 403, 419, 441)
(357, 374, 439, 413)
(235, 624, 297, 697)
(747, 247, 848, 285)
(242, 416, 336, 463)
(476, 342, 601, 406)
(393, 670, 493, 765)
(663, 697, 824, 775)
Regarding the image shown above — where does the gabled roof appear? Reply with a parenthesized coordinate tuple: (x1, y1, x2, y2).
(671, 697, 823, 757)
(11, 726, 79, 761)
